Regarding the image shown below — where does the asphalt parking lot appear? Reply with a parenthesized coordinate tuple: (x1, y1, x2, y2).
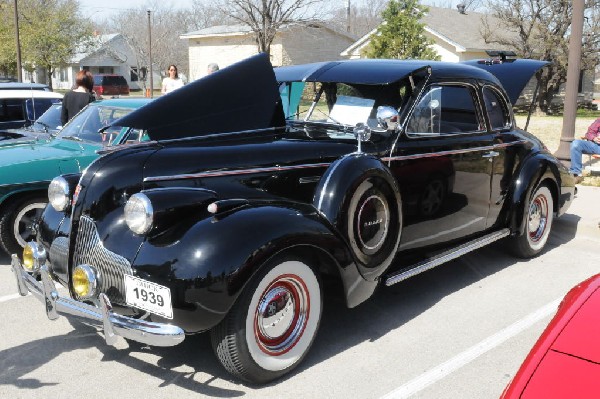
(1, 186, 599, 399)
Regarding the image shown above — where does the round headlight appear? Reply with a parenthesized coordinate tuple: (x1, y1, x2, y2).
(22, 242, 46, 272)
(72, 264, 98, 299)
(48, 176, 70, 211)
(124, 193, 153, 235)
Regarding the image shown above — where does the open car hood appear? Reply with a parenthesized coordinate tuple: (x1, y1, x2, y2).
(113, 53, 285, 141)
(274, 59, 432, 85)
(462, 59, 549, 105)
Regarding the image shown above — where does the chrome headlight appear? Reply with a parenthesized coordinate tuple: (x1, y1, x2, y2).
(48, 176, 70, 211)
(22, 241, 47, 272)
(124, 193, 153, 234)
(72, 264, 99, 299)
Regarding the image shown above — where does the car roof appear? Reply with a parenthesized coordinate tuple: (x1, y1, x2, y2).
(0, 90, 63, 99)
(275, 58, 549, 105)
(0, 82, 50, 91)
(274, 59, 494, 85)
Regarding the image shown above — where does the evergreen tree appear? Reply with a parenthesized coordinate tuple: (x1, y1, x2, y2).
(363, 0, 440, 60)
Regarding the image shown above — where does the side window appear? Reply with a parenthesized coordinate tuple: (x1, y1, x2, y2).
(406, 85, 481, 135)
(483, 87, 510, 130)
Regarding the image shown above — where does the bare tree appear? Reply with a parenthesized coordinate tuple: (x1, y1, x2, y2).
(188, 0, 234, 31)
(218, 0, 331, 55)
(484, 0, 600, 114)
(330, 0, 387, 37)
(105, 1, 191, 90)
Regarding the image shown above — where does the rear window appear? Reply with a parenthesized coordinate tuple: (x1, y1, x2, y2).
(103, 76, 127, 86)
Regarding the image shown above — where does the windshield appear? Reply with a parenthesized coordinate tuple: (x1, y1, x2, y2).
(282, 81, 411, 138)
(31, 103, 62, 132)
(57, 103, 136, 143)
(24, 98, 61, 122)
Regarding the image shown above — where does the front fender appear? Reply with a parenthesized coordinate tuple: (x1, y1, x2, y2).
(132, 204, 374, 332)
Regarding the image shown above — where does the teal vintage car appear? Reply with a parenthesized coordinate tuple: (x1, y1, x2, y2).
(0, 97, 151, 255)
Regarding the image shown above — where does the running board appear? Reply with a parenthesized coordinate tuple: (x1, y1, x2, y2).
(384, 228, 510, 287)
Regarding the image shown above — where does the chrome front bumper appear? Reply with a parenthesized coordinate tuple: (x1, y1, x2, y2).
(11, 254, 185, 347)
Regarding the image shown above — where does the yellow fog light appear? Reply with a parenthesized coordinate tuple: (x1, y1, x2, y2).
(72, 265, 98, 299)
(22, 242, 46, 272)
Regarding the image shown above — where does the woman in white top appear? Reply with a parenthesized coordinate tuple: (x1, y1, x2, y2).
(161, 64, 184, 94)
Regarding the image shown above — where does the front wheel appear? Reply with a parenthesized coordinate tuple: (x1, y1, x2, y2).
(211, 256, 322, 384)
(510, 185, 554, 258)
(0, 196, 47, 256)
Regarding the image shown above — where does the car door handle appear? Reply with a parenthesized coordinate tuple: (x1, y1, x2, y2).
(482, 151, 500, 158)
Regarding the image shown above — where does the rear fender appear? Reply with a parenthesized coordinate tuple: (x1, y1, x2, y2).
(506, 154, 559, 236)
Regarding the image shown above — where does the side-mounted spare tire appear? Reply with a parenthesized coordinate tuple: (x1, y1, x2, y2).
(314, 154, 402, 278)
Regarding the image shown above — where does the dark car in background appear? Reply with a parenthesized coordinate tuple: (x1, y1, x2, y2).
(13, 54, 575, 384)
(93, 74, 130, 97)
(0, 103, 63, 145)
(0, 90, 62, 132)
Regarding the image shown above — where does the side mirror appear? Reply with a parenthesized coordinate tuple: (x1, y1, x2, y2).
(376, 106, 399, 131)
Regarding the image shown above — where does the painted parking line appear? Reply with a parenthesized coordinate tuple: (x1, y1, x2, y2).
(0, 293, 26, 303)
(379, 298, 562, 399)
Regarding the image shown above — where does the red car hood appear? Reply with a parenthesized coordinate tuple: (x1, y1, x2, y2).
(502, 275, 600, 398)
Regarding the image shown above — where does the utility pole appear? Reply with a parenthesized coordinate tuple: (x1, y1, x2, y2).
(147, 10, 153, 98)
(346, 0, 351, 33)
(555, 0, 585, 164)
(13, 0, 22, 82)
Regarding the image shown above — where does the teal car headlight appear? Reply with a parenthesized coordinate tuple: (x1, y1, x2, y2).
(48, 176, 70, 211)
(124, 193, 153, 235)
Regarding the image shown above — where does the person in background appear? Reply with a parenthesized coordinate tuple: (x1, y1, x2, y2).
(570, 117, 600, 183)
(161, 64, 184, 94)
(61, 69, 94, 125)
(207, 63, 219, 75)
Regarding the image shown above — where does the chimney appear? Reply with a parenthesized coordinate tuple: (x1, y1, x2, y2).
(457, 3, 466, 14)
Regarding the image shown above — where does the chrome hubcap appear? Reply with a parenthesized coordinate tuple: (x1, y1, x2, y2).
(255, 275, 309, 355)
(14, 203, 45, 248)
(528, 194, 548, 242)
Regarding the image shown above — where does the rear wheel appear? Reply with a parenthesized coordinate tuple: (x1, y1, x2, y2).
(211, 256, 322, 384)
(0, 196, 46, 256)
(510, 185, 553, 258)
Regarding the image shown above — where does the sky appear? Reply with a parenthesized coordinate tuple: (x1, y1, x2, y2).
(78, 0, 470, 22)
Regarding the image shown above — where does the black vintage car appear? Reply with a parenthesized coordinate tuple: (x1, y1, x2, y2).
(13, 54, 575, 383)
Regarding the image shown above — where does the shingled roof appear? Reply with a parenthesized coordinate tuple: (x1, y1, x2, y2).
(342, 6, 516, 57)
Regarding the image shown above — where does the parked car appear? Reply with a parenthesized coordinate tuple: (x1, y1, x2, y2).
(0, 103, 63, 145)
(0, 98, 151, 255)
(93, 74, 129, 97)
(12, 54, 575, 384)
(0, 90, 62, 132)
(501, 274, 600, 398)
(0, 82, 51, 91)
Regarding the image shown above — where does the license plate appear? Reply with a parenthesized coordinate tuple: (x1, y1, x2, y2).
(124, 275, 173, 319)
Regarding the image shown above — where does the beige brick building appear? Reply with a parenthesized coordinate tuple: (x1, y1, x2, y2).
(180, 23, 356, 81)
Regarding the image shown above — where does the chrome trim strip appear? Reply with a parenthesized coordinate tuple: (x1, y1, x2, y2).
(144, 162, 331, 183)
(384, 228, 510, 286)
(382, 140, 527, 163)
(11, 255, 185, 347)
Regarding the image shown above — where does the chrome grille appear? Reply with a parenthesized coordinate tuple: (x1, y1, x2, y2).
(73, 215, 133, 304)
(49, 236, 69, 277)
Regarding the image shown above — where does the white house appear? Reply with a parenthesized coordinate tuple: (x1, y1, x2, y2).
(180, 23, 356, 81)
(341, 6, 515, 62)
(49, 33, 160, 91)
